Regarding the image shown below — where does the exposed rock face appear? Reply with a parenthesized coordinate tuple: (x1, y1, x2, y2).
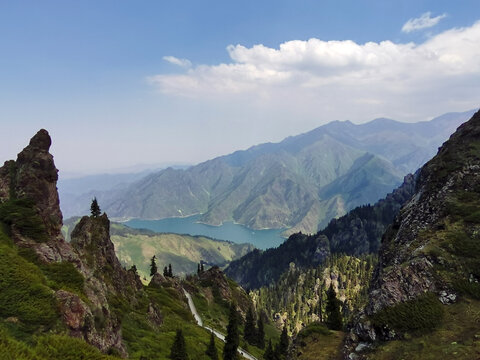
(348, 109, 480, 353)
(11, 129, 62, 237)
(0, 129, 77, 264)
(71, 214, 143, 297)
(0, 129, 145, 357)
(198, 266, 233, 301)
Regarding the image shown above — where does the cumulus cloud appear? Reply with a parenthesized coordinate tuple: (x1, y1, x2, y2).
(163, 55, 192, 68)
(402, 12, 447, 33)
(149, 21, 480, 123)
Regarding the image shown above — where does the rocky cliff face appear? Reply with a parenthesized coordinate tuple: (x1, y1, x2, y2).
(348, 109, 480, 354)
(5, 129, 62, 237)
(0, 129, 145, 356)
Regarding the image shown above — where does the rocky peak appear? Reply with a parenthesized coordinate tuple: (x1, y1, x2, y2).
(0, 129, 146, 357)
(27, 128, 52, 151)
(0, 129, 62, 238)
(71, 213, 143, 295)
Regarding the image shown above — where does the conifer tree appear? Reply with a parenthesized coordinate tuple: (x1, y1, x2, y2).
(325, 283, 343, 330)
(163, 266, 168, 277)
(168, 263, 173, 277)
(263, 340, 274, 360)
(197, 263, 201, 275)
(223, 302, 239, 360)
(277, 324, 289, 357)
(206, 331, 218, 360)
(170, 329, 188, 360)
(244, 306, 256, 345)
(256, 315, 265, 349)
(90, 197, 101, 217)
(150, 255, 158, 276)
(201, 262, 205, 272)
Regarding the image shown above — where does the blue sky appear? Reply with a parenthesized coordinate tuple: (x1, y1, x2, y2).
(1, 1, 479, 176)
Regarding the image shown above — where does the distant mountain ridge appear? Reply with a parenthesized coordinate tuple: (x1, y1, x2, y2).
(61, 110, 475, 236)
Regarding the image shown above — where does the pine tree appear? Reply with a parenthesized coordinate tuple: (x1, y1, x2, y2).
(170, 329, 188, 360)
(263, 340, 275, 360)
(150, 255, 158, 276)
(205, 331, 219, 360)
(163, 266, 168, 277)
(197, 263, 201, 275)
(168, 263, 173, 277)
(277, 324, 289, 357)
(90, 197, 101, 217)
(256, 315, 265, 349)
(244, 306, 256, 345)
(223, 302, 239, 360)
(325, 283, 343, 330)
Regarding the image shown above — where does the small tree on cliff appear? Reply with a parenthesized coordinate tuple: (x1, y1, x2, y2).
(90, 197, 101, 217)
(150, 255, 158, 276)
(325, 283, 343, 330)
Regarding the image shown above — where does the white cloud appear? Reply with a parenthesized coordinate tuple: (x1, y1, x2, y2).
(402, 12, 447, 33)
(149, 21, 480, 124)
(163, 56, 192, 68)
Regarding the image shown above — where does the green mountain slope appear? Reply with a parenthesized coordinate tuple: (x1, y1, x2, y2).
(0, 129, 240, 359)
(63, 217, 255, 279)
(110, 223, 255, 278)
(60, 111, 473, 239)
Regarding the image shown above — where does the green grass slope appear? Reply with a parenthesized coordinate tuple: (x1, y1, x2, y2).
(0, 220, 249, 359)
(109, 223, 255, 279)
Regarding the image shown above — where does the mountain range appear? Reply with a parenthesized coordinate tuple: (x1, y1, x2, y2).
(59, 110, 475, 237)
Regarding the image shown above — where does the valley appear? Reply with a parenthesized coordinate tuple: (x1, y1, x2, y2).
(1, 108, 480, 360)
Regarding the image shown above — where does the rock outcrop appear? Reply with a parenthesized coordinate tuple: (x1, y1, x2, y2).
(0, 129, 144, 357)
(347, 108, 480, 356)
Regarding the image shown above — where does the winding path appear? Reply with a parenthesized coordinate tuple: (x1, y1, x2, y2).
(183, 289, 258, 360)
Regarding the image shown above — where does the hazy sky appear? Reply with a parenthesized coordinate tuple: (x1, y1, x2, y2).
(1, 1, 479, 177)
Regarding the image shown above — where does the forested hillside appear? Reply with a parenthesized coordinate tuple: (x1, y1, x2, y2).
(253, 255, 377, 334)
(225, 173, 416, 289)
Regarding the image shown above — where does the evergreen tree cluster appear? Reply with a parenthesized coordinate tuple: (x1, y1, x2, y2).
(225, 177, 414, 289)
(197, 262, 205, 275)
(253, 254, 376, 333)
(163, 263, 173, 277)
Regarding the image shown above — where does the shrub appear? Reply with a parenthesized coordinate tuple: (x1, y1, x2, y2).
(297, 322, 331, 339)
(0, 243, 58, 329)
(372, 293, 444, 334)
(41, 262, 85, 295)
(0, 198, 48, 242)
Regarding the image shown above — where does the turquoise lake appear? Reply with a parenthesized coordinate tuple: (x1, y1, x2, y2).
(125, 215, 286, 250)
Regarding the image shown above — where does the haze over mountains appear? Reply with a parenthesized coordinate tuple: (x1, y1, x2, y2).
(59, 110, 475, 236)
